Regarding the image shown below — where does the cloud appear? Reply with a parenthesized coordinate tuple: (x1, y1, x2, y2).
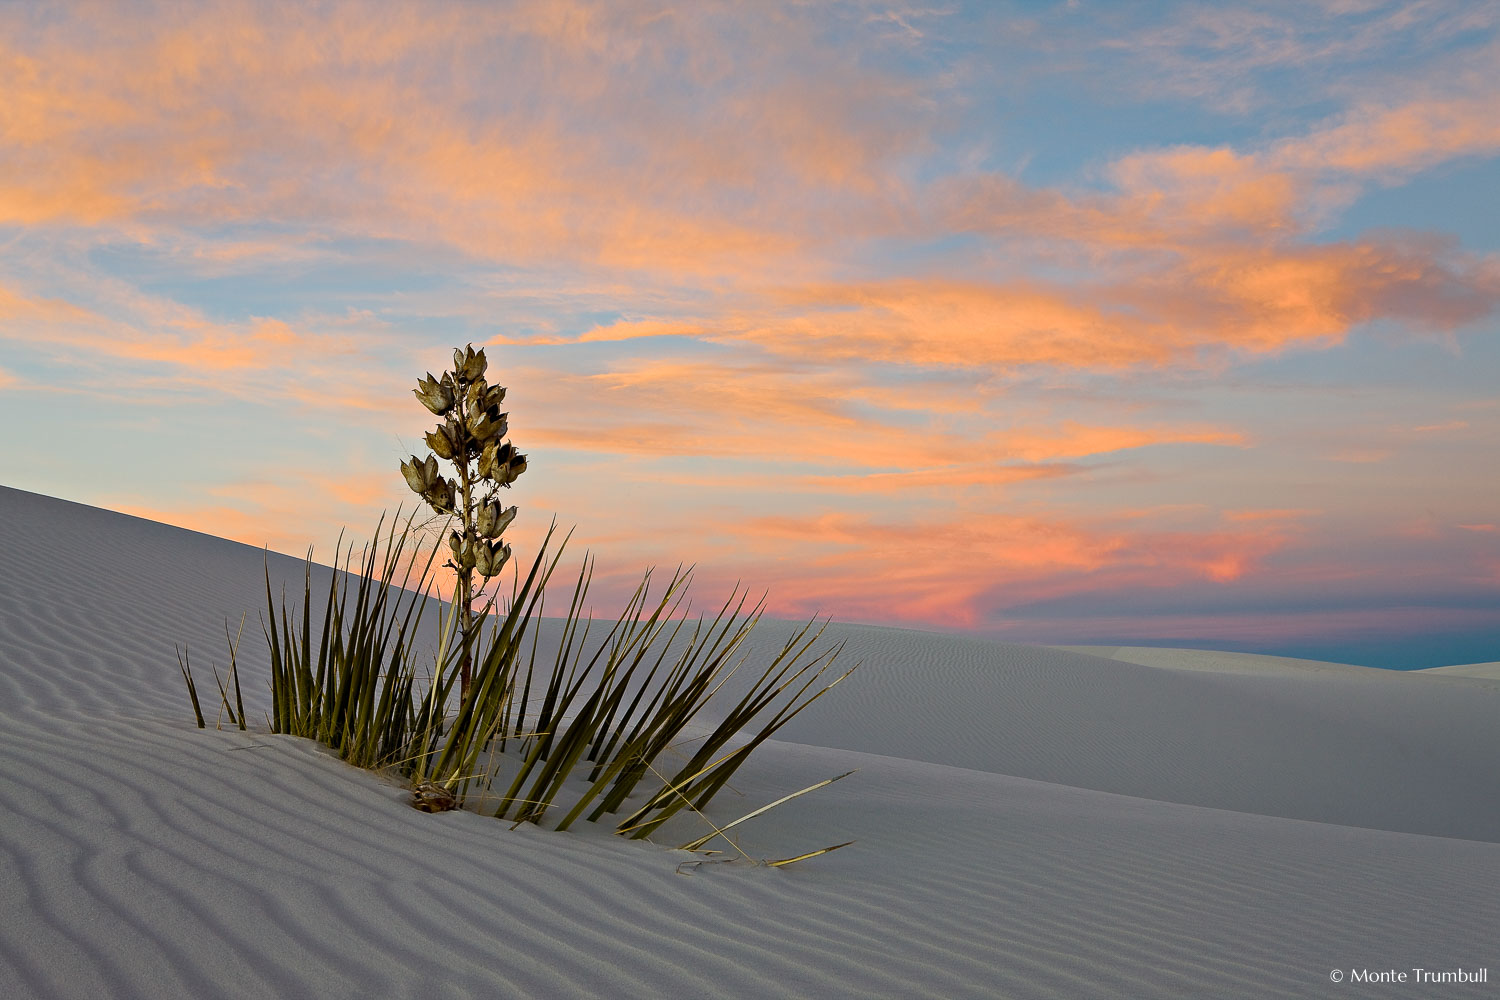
(702, 508, 1296, 627)
(516, 359, 1244, 482)
(1097, 2, 1500, 112)
(0, 279, 410, 414)
(0, 0, 934, 278)
(1271, 92, 1500, 179)
(708, 236, 1497, 372)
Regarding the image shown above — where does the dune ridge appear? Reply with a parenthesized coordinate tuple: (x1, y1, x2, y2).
(1, 483, 1497, 999)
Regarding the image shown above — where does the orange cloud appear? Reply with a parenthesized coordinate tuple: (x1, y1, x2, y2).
(937, 98, 1494, 252)
(1272, 94, 1500, 178)
(700, 508, 1294, 627)
(720, 236, 1495, 371)
(516, 359, 1244, 481)
(1108, 146, 1305, 236)
(114, 318, 317, 371)
(1223, 508, 1319, 523)
(996, 421, 1243, 462)
(491, 319, 711, 347)
(0, 1, 922, 278)
(0, 283, 94, 323)
(0, 279, 411, 415)
(798, 463, 1078, 493)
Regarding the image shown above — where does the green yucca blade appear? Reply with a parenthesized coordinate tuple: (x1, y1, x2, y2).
(581, 584, 759, 818)
(519, 584, 691, 826)
(177, 644, 206, 729)
(302, 544, 317, 729)
(504, 581, 549, 759)
(313, 540, 339, 733)
(225, 616, 247, 732)
(530, 554, 597, 761)
(261, 559, 286, 731)
(514, 694, 610, 823)
(613, 747, 735, 837)
(493, 712, 558, 818)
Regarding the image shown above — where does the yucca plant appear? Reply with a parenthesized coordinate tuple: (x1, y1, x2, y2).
(185, 514, 855, 857)
(180, 344, 859, 862)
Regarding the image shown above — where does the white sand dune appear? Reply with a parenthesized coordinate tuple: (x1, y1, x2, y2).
(1419, 660, 1500, 680)
(1048, 644, 1377, 676)
(2, 483, 1497, 998)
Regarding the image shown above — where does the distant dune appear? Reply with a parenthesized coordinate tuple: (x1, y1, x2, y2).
(2, 483, 1497, 999)
(1420, 660, 1500, 679)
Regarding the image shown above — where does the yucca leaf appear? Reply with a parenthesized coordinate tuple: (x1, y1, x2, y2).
(679, 771, 855, 852)
(765, 841, 855, 868)
(177, 644, 205, 729)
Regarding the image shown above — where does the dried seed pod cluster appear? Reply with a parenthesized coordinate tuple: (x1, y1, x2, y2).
(400, 345, 527, 583)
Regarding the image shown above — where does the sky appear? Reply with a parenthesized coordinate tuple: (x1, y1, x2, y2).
(2, 0, 1497, 669)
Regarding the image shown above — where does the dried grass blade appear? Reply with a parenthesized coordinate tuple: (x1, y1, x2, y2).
(679, 770, 856, 852)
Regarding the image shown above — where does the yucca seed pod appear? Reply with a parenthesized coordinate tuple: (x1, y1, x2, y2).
(486, 410, 509, 441)
(400, 454, 441, 493)
(485, 384, 506, 409)
(478, 440, 501, 480)
(466, 408, 503, 442)
(475, 540, 511, 578)
(474, 541, 496, 578)
(414, 373, 454, 415)
(425, 426, 455, 460)
(453, 344, 487, 383)
(400, 455, 426, 493)
(447, 531, 477, 572)
(423, 477, 455, 513)
(493, 504, 517, 536)
(475, 500, 500, 537)
(502, 451, 528, 484)
(480, 442, 525, 484)
(464, 379, 487, 414)
(447, 419, 470, 455)
(475, 500, 517, 538)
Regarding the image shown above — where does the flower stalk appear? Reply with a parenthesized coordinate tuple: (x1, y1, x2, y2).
(401, 344, 525, 696)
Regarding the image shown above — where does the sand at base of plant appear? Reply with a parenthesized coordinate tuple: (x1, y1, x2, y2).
(1, 482, 1497, 1000)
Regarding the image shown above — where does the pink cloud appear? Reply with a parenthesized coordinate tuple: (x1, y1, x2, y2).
(696, 508, 1295, 627)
